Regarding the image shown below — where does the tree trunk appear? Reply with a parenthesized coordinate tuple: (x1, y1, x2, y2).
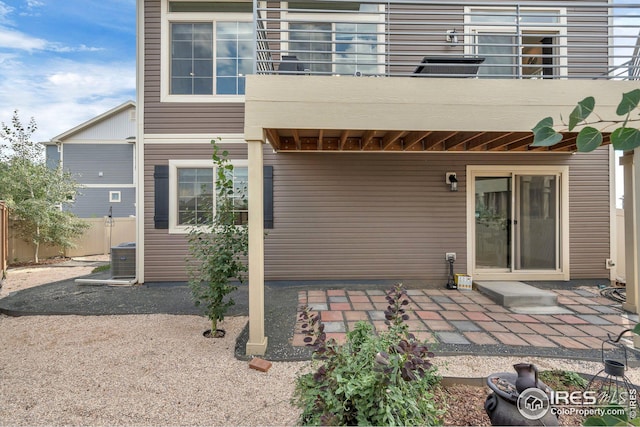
(34, 225, 40, 264)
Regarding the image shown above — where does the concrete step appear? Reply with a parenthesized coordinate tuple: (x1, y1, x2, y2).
(475, 281, 558, 308)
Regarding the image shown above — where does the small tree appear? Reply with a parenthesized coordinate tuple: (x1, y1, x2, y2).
(532, 89, 640, 152)
(186, 140, 249, 336)
(0, 111, 88, 263)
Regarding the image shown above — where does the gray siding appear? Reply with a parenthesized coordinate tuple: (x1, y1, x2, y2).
(66, 187, 136, 218)
(63, 144, 134, 185)
(144, 143, 610, 282)
(143, 0, 245, 134)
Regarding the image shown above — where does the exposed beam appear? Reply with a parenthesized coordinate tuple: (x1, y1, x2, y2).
(486, 132, 530, 151)
(382, 131, 406, 150)
(424, 131, 457, 150)
(466, 132, 509, 151)
(444, 132, 482, 150)
(361, 130, 376, 150)
(317, 129, 324, 150)
(265, 129, 281, 150)
(504, 135, 534, 151)
(339, 130, 350, 150)
(292, 129, 301, 150)
(403, 131, 432, 151)
(547, 133, 578, 151)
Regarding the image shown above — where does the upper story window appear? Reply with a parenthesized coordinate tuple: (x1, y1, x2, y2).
(283, 2, 385, 76)
(465, 7, 567, 79)
(162, 1, 253, 102)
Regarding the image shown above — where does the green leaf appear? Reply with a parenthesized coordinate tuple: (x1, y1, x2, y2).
(611, 127, 640, 151)
(576, 127, 603, 152)
(633, 323, 640, 335)
(616, 89, 640, 116)
(583, 416, 611, 426)
(532, 117, 555, 135)
(531, 126, 563, 147)
(569, 97, 595, 131)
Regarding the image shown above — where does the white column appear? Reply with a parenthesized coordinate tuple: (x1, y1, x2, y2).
(621, 150, 639, 314)
(245, 139, 268, 355)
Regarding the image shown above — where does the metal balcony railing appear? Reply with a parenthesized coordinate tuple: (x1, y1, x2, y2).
(252, 0, 640, 80)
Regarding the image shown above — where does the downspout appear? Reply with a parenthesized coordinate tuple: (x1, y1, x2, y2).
(134, 0, 145, 286)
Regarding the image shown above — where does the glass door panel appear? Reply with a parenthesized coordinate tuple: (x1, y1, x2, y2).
(476, 34, 517, 78)
(516, 175, 557, 270)
(475, 177, 511, 269)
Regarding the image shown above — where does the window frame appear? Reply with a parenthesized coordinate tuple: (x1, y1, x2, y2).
(466, 164, 570, 281)
(281, 2, 386, 76)
(463, 6, 568, 79)
(161, 0, 253, 102)
(109, 191, 122, 203)
(168, 158, 248, 234)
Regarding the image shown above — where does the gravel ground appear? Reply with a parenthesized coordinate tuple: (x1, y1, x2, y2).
(1, 262, 639, 425)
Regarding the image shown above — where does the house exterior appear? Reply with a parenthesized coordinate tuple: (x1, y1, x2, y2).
(45, 101, 137, 219)
(137, 0, 640, 353)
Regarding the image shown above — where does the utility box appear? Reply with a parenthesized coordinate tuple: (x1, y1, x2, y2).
(111, 242, 136, 278)
(455, 274, 472, 290)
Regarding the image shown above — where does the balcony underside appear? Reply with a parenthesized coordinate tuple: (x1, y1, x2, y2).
(245, 76, 639, 153)
(266, 128, 588, 152)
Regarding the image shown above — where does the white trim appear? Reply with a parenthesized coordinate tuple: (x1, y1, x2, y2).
(109, 191, 122, 203)
(168, 158, 248, 234)
(463, 6, 568, 79)
(58, 140, 136, 145)
(144, 133, 247, 144)
(161, 1, 252, 102)
(281, 2, 386, 76)
(136, 0, 145, 284)
(466, 165, 570, 281)
(609, 145, 617, 282)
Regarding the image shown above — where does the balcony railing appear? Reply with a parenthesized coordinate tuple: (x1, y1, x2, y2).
(253, 0, 640, 80)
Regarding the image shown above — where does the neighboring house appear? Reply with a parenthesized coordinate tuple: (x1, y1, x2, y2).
(137, 0, 640, 352)
(45, 101, 136, 218)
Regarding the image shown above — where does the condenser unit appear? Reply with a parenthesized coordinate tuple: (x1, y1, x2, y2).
(111, 242, 136, 278)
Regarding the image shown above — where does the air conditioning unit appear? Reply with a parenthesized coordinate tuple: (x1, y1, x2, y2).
(111, 242, 136, 278)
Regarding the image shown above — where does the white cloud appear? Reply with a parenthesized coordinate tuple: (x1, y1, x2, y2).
(0, 27, 103, 53)
(0, 57, 135, 142)
(0, 2, 14, 24)
(0, 26, 47, 50)
(26, 0, 45, 8)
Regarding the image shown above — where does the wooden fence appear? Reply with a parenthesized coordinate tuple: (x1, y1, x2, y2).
(1, 201, 8, 274)
(7, 216, 136, 264)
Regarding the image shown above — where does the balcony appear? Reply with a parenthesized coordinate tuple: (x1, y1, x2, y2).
(245, 0, 640, 152)
(254, 0, 640, 80)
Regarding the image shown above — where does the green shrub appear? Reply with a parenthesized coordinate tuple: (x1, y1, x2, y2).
(292, 283, 444, 426)
(91, 264, 110, 274)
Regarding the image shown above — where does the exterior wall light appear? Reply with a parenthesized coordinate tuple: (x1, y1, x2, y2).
(446, 172, 458, 192)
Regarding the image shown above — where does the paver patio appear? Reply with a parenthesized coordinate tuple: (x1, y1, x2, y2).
(293, 286, 640, 353)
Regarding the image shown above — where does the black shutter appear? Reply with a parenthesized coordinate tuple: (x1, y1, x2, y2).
(263, 165, 274, 229)
(154, 165, 169, 229)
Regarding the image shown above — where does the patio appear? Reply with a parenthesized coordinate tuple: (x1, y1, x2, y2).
(292, 285, 640, 358)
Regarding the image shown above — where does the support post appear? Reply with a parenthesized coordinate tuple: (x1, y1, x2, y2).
(245, 139, 268, 355)
(621, 150, 639, 315)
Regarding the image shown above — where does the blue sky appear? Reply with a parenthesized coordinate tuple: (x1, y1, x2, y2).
(0, 0, 136, 142)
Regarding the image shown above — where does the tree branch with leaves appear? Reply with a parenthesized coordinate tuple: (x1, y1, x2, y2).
(186, 139, 249, 336)
(0, 110, 88, 263)
(532, 89, 640, 152)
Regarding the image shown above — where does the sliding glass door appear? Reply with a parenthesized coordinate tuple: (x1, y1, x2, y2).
(474, 172, 560, 274)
